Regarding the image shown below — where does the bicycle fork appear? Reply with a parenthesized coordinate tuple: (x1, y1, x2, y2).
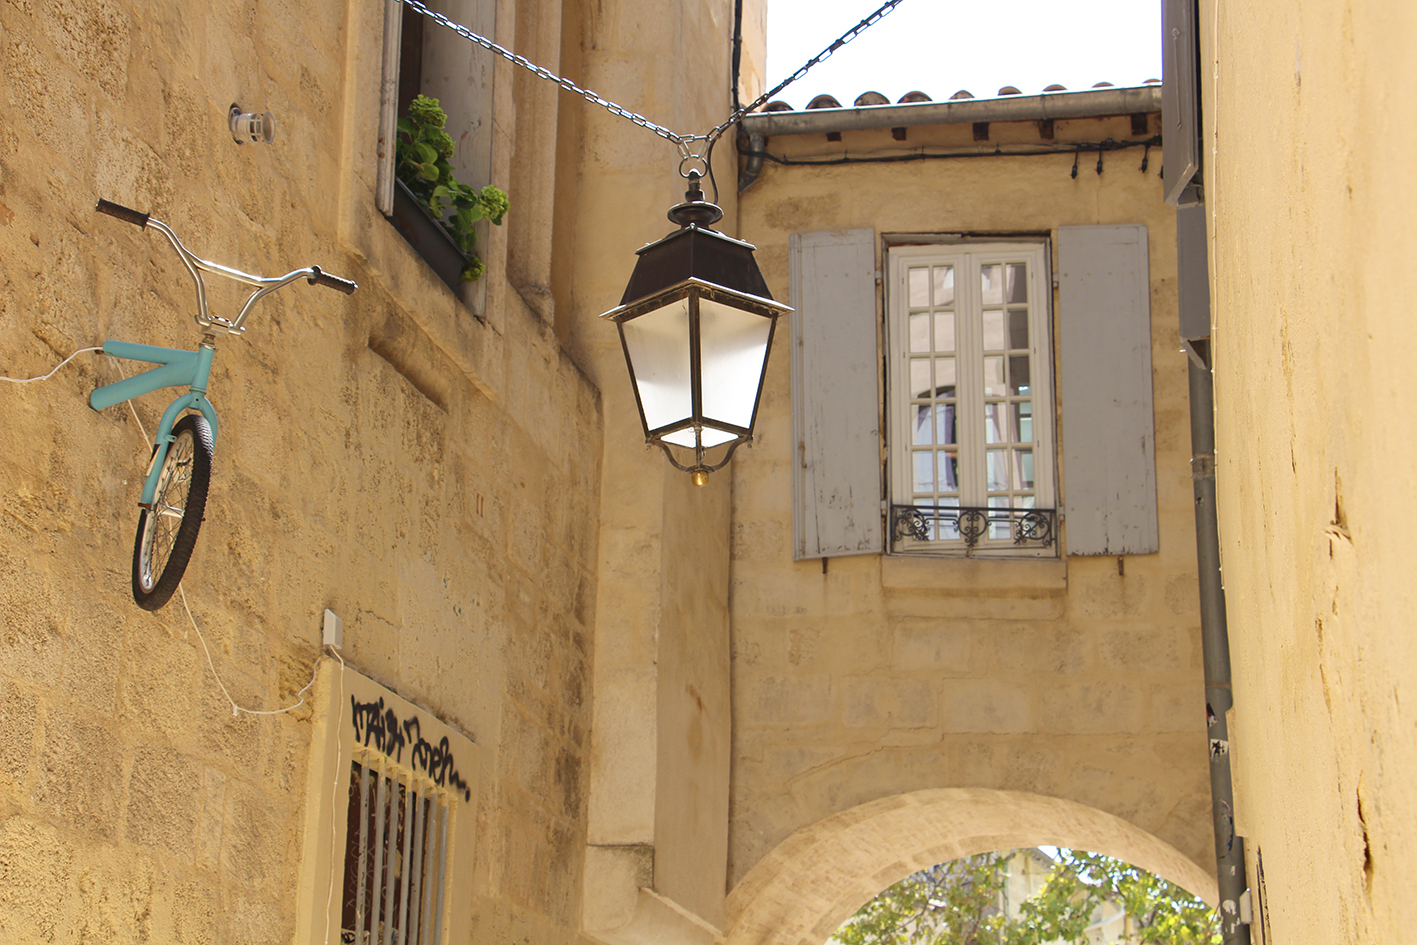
(90, 339, 220, 509)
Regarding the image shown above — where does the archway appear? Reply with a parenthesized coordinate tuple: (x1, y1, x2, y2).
(723, 788, 1216, 945)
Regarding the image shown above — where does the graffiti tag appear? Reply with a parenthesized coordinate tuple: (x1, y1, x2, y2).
(350, 696, 472, 801)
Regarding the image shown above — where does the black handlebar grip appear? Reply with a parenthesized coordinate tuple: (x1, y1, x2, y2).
(308, 266, 358, 295)
(95, 199, 150, 228)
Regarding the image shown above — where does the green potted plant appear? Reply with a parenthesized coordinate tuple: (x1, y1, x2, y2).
(391, 94, 508, 288)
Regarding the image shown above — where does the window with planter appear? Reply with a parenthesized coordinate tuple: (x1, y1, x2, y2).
(376, 0, 505, 292)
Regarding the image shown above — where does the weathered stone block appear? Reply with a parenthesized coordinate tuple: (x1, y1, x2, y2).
(940, 680, 1035, 734)
(842, 677, 937, 729)
(892, 620, 975, 674)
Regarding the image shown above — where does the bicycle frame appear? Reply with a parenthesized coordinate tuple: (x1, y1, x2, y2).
(89, 202, 356, 511)
(90, 341, 219, 509)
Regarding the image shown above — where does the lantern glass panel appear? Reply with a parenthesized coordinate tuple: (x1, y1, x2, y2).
(699, 297, 773, 429)
(620, 298, 692, 432)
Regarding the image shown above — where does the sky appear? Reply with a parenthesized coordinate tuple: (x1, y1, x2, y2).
(764, 0, 1162, 109)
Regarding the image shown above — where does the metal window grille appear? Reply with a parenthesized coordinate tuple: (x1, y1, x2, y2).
(341, 759, 452, 945)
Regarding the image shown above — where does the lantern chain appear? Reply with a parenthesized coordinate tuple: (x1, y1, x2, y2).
(396, 0, 907, 168)
(703, 0, 907, 148)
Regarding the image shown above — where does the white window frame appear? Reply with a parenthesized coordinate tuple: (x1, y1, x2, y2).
(885, 241, 1058, 557)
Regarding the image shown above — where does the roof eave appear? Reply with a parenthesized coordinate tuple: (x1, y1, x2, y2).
(738, 85, 1162, 138)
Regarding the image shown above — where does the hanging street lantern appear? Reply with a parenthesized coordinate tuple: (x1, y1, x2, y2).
(601, 172, 791, 486)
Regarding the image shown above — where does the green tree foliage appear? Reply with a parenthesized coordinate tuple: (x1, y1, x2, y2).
(835, 849, 1219, 945)
(395, 94, 508, 282)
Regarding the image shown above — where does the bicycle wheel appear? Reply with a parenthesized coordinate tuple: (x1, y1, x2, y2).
(131, 413, 212, 611)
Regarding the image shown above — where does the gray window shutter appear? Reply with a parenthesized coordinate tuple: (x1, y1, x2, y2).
(1057, 225, 1159, 556)
(791, 230, 882, 560)
(1162, 0, 1202, 206)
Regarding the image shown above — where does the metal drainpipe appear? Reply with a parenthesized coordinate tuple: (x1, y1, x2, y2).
(1189, 350, 1251, 944)
(739, 131, 766, 192)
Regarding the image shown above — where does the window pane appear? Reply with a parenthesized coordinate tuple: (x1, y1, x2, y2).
(620, 299, 692, 432)
(987, 449, 1009, 491)
(987, 496, 1010, 539)
(914, 404, 955, 446)
(983, 356, 1006, 396)
(939, 450, 959, 491)
(936, 403, 956, 445)
(1008, 310, 1029, 349)
(984, 403, 1003, 444)
(1006, 263, 1028, 303)
(1015, 449, 1035, 489)
(935, 312, 956, 353)
(1009, 354, 1031, 394)
(981, 264, 1003, 305)
(699, 298, 773, 430)
(935, 357, 956, 395)
(933, 266, 955, 306)
(914, 405, 933, 445)
(1012, 401, 1033, 442)
(909, 313, 931, 352)
(911, 358, 932, 398)
(909, 268, 930, 307)
(982, 310, 1005, 350)
(913, 451, 933, 493)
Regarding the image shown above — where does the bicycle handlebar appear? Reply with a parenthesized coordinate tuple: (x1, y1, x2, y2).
(308, 266, 358, 295)
(96, 197, 358, 330)
(96, 199, 151, 229)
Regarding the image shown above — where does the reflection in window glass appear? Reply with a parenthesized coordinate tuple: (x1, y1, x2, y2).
(935, 312, 956, 353)
(935, 357, 956, 394)
(1009, 355, 1031, 394)
(1008, 310, 1029, 349)
(983, 310, 1005, 350)
(914, 451, 934, 493)
(909, 313, 931, 352)
(983, 357, 1006, 396)
(984, 403, 1003, 444)
(981, 264, 1003, 305)
(933, 266, 955, 306)
(909, 268, 930, 307)
(911, 359, 932, 399)
(987, 450, 1008, 492)
(1006, 263, 1027, 303)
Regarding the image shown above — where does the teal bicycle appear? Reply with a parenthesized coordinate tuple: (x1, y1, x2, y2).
(90, 199, 357, 610)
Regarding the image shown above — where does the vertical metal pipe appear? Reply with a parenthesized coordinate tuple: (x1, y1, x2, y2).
(406, 788, 427, 945)
(370, 768, 389, 941)
(419, 796, 441, 944)
(431, 800, 450, 945)
(396, 772, 417, 945)
(381, 774, 400, 945)
(1189, 358, 1251, 945)
(355, 761, 373, 943)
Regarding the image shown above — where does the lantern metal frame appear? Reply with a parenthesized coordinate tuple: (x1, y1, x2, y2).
(601, 176, 790, 482)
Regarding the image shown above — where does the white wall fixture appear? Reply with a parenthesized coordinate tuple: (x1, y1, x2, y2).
(229, 103, 275, 144)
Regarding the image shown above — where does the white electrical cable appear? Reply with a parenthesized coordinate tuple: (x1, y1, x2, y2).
(179, 583, 321, 717)
(0, 346, 103, 383)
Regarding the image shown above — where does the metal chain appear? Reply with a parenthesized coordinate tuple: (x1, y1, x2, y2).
(398, 0, 694, 158)
(705, 0, 907, 146)
(398, 0, 907, 167)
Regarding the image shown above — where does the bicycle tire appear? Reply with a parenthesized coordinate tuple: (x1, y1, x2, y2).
(131, 413, 212, 611)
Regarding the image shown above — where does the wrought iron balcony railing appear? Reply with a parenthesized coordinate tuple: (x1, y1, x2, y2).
(890, 504, 1057, 549)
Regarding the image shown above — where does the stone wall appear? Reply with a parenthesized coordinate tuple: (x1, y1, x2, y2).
(0, 0, 602, 940)
(1200, 1, 1417, 941)
(729, 112, 1215, 907)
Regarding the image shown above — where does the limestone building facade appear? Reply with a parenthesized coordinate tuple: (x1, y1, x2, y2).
(4, 0, 1407, 943)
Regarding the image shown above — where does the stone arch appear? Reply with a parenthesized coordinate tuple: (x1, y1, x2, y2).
(723, 788, 1216, 945)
